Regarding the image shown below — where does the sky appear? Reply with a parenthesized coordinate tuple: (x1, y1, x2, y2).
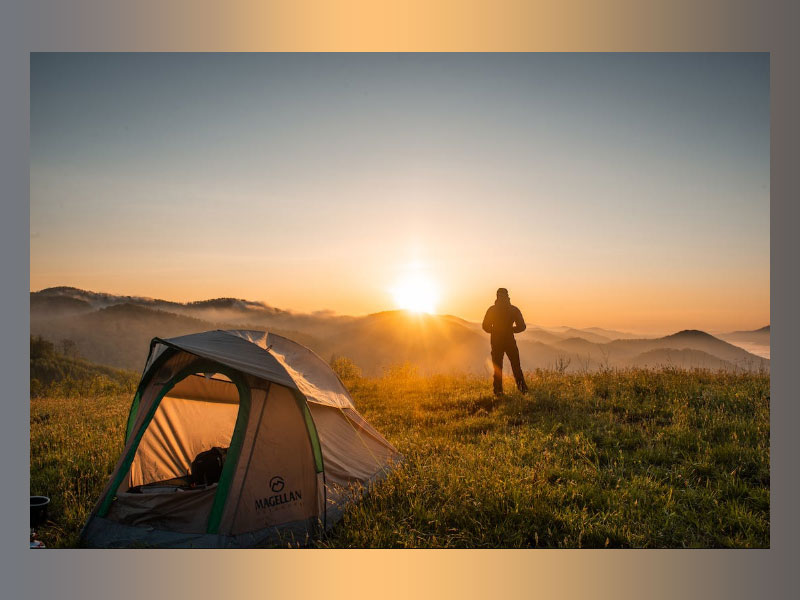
(30, 53, 769, 333)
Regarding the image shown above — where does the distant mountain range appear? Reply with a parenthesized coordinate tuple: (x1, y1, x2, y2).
(715, 326, 770, 359)
(30, 287, 770, 375)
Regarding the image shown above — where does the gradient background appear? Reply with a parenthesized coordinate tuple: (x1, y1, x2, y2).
(3, 1, 798, 600)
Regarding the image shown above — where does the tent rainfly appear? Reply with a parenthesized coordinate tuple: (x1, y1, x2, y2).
(80, 330, 400, 548)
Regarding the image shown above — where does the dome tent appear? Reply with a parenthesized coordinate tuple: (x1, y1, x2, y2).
(81, 330, 400, 548)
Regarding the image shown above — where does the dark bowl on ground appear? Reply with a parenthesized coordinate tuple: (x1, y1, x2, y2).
(30, 496, 50, 529)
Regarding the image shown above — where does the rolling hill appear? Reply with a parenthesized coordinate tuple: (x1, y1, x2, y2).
(606, 330, 769, 371)
(30, 303, 214, 370)
(30, 335, 137, 396)
(627, 348, 738, 371)
(719, 325, 770, 345)
(717, 326, 770, 359)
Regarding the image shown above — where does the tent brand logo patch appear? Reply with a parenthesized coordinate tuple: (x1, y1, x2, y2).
(255, 476, 302, 511)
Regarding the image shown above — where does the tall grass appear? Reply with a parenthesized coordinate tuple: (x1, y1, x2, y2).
(30, 393, 130, 547)
(30, 367, 769, 548)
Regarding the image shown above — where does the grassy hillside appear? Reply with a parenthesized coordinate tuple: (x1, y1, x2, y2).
(30, 364, 769, 548)
(30, 336, 138, 397)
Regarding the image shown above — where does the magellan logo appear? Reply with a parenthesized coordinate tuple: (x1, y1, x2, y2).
(255, 475, 302, 511)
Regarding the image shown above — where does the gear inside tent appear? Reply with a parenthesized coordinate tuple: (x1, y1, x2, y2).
(80, 330, 401, 548)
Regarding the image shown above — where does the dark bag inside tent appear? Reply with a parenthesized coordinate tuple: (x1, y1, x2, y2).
(190, 446, 228, 486)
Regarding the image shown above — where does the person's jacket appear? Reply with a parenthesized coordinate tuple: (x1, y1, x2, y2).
(482, 298, 526, 344)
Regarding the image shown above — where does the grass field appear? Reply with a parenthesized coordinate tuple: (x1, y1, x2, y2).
(30, 365, 769, 548)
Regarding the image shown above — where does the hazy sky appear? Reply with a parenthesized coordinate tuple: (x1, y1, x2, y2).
(30, 53, 769, 333)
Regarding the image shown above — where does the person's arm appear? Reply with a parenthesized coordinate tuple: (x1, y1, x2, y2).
(512, 307, 527, 333)
(482, 307, 493, 334)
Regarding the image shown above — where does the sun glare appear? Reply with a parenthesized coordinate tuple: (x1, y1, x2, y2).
(391, 272, 439, 314)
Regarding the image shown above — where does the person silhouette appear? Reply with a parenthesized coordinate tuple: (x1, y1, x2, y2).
(482, 288, 528, 395)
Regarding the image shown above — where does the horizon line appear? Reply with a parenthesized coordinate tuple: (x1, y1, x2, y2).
(29, 284, 770, 337)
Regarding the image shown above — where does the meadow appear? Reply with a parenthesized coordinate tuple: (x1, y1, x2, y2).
(30, 361, 769, 548)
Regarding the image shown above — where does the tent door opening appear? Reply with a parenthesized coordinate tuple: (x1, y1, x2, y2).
(102, 360, 251, 534)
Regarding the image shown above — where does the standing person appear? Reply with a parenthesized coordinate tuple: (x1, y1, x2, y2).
(482, 288, 529, 395)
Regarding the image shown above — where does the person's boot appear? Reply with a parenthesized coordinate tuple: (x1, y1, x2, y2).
(517, 380, 529, 394)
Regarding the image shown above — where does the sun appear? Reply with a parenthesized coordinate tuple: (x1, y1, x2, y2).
(391, 272, 439, 314)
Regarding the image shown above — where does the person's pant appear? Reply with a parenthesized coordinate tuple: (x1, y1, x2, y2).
(491, 339, 527, 393)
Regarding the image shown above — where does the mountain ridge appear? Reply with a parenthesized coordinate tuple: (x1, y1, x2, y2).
(30, 287, 770, 375)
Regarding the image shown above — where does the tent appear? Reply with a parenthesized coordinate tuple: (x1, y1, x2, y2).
(81, 330, 400, 548)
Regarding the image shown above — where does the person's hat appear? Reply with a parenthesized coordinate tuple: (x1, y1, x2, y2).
(496, 288, 509, 298)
